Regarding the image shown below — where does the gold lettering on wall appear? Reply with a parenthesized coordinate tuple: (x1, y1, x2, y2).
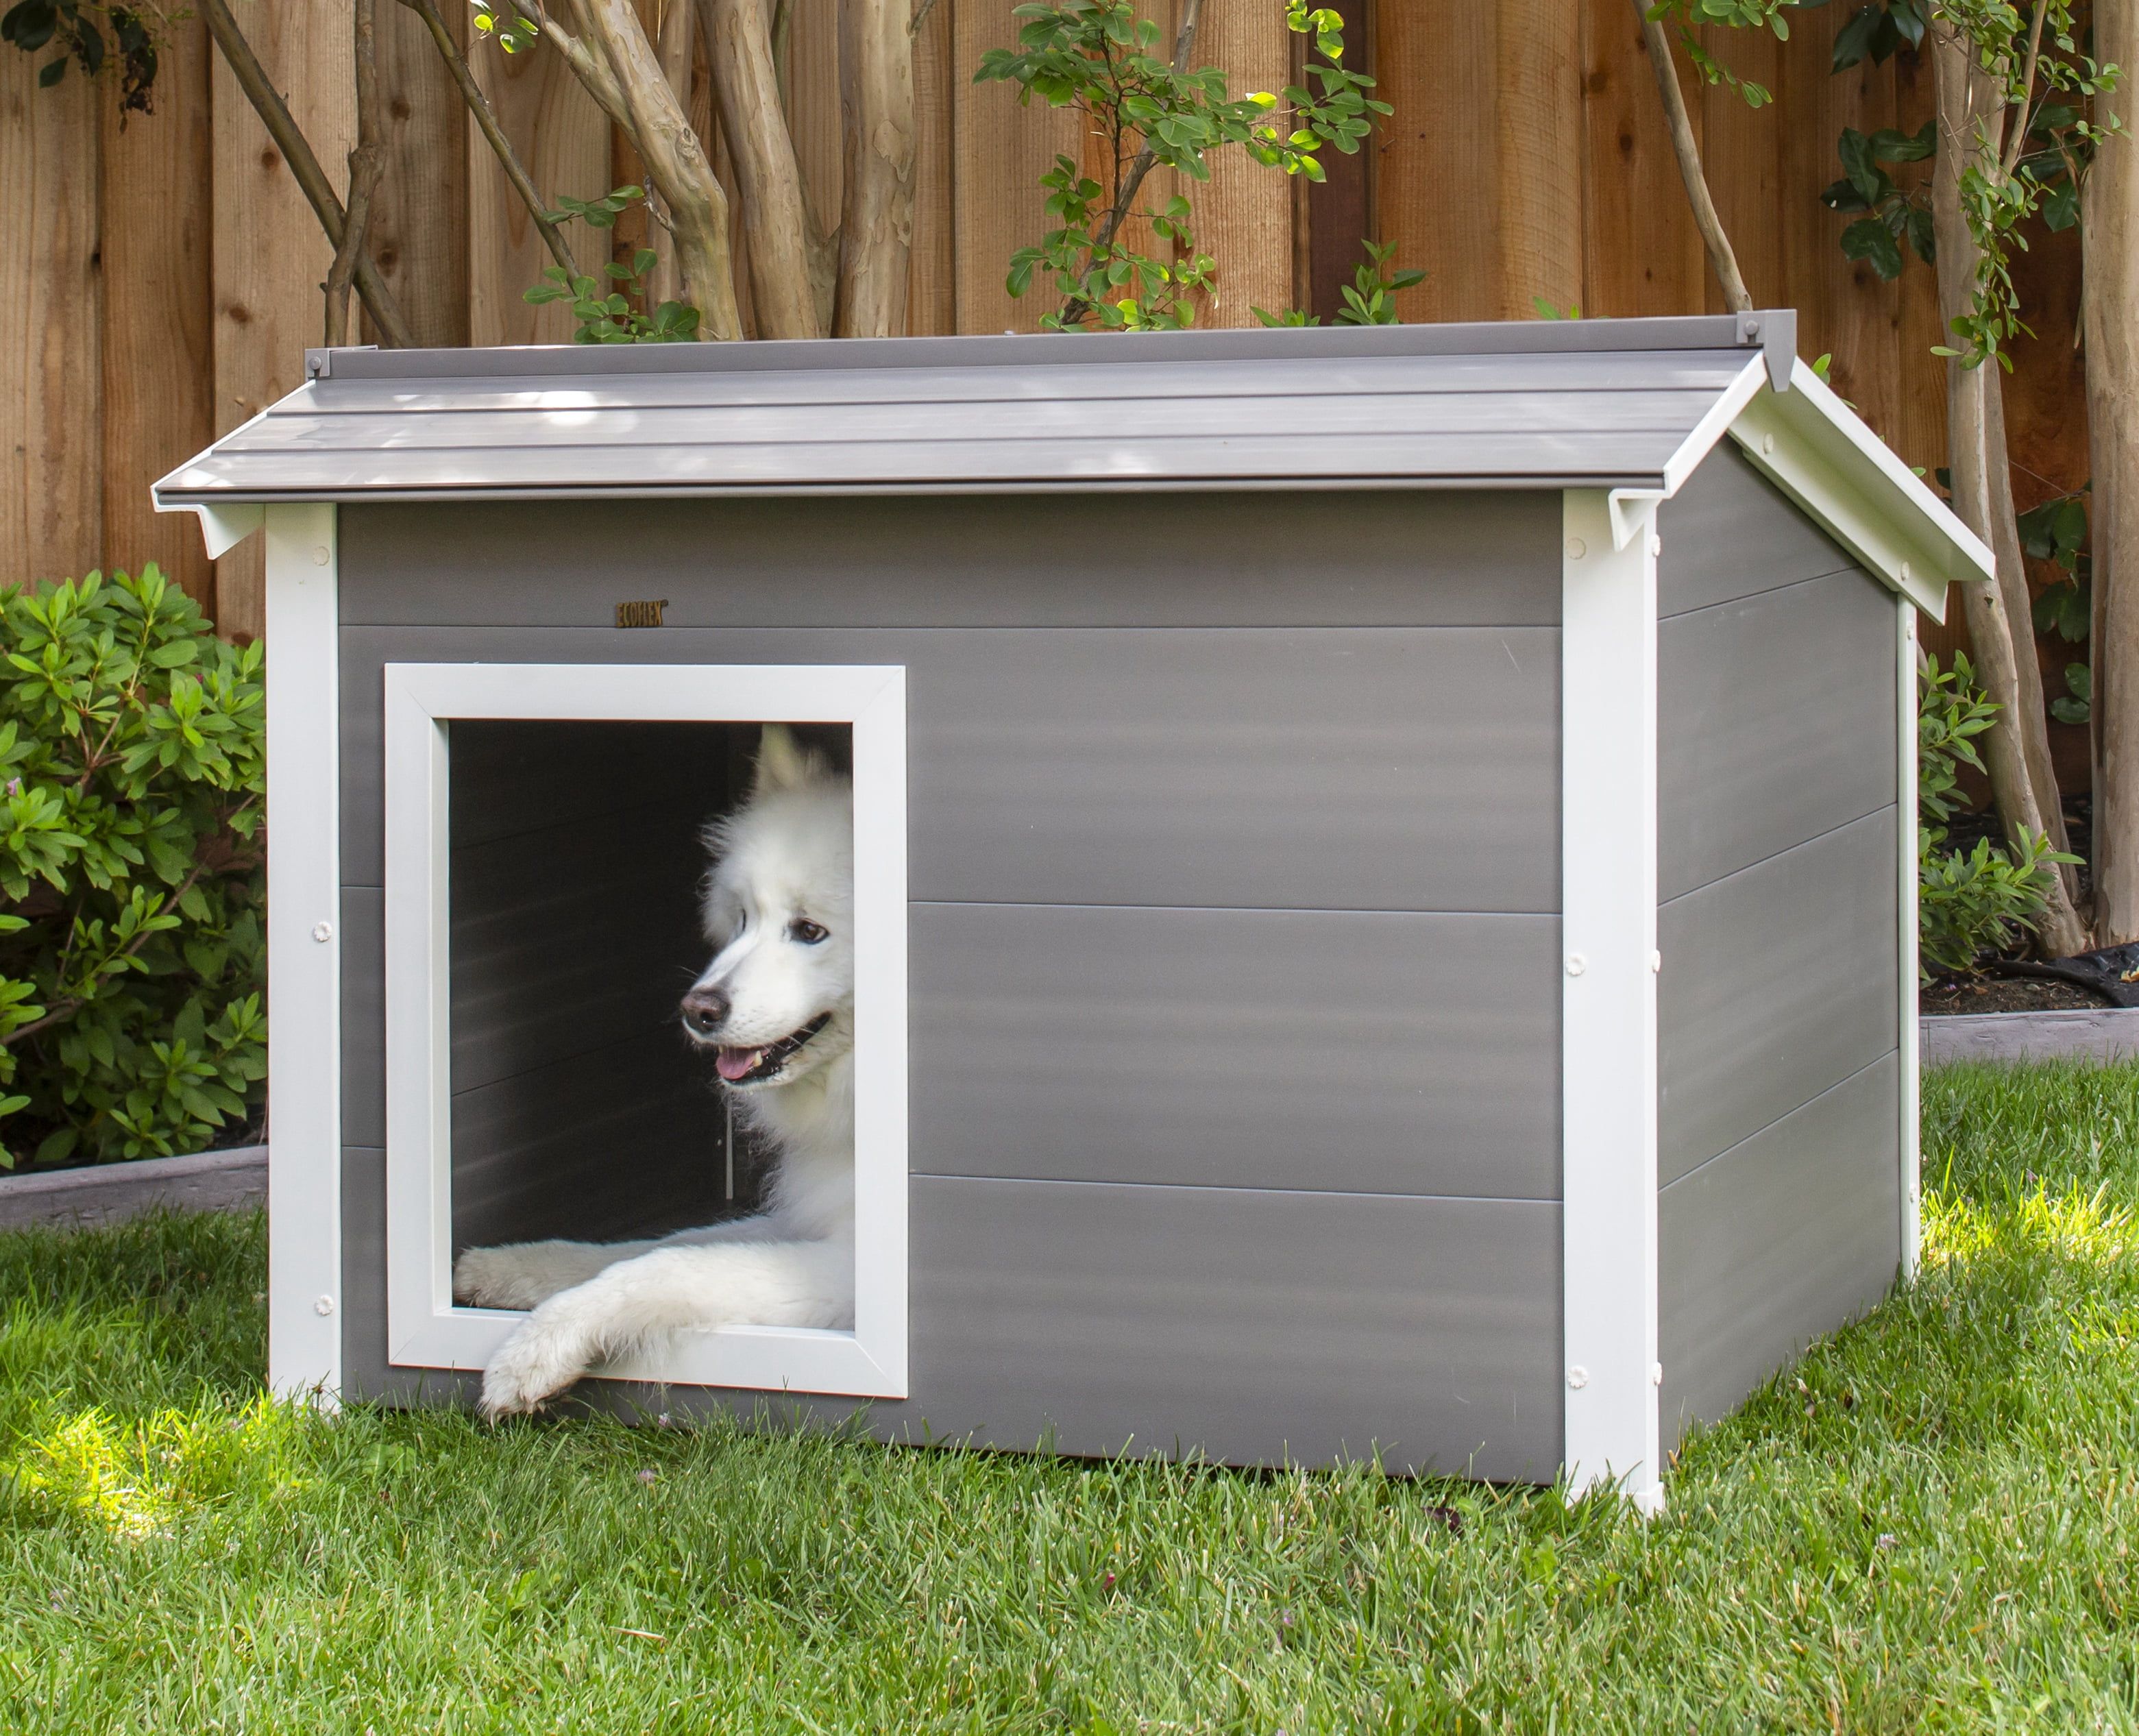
(614, 599, 670, 628)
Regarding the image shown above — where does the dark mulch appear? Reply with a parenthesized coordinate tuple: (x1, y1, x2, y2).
(1920, 975, 2107, 1016)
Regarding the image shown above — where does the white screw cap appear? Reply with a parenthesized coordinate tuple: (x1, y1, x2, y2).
(1564, 536, 1587, 560)
(1566, 1366, 1590, 1390)
(1651, 1362, 1664, 1387)
(1565, 953, 1587, 977)
(311, 921, 334, 943)
(313, 1295, 336, 1317)
(311, 546, 330, 567)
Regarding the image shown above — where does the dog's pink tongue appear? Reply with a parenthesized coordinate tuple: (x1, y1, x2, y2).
(716, 1047, 762, 1083)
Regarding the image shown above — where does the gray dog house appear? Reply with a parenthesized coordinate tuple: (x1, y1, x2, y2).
(157, 313, 1989, 1511)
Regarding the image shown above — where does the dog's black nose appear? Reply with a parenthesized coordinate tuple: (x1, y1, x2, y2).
(680, 986, 729, 1038)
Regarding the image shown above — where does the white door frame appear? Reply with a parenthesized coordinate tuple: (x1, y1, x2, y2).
(382, 661, 909, 1399)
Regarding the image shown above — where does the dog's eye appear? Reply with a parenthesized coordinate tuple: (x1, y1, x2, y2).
(787, 918, 829, 945)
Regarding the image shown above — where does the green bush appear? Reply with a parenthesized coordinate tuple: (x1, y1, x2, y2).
(1917, 652, 2071, 978)
(0, 567, 266, 1169)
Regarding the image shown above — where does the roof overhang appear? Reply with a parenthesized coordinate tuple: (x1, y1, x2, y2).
(153, 316, 1988, 622)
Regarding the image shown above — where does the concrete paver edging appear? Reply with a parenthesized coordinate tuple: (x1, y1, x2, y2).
(0, 1144, 267, 1229)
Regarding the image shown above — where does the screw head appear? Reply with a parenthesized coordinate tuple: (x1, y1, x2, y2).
(311, 920, 334, 943)
(313, 1295, 335, 1317)
(1651, 1362, 1664, 1387)
(1565, 953, 1587, 977)
(312, 546, 330, 567)
(1564, 536, 1588, 561)
(1567, 1365, 1590, 1390)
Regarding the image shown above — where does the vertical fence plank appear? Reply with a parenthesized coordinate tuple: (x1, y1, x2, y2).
(787, 0, 843, 249)
(1780, 30, 1898, 443)
(371, 0, 470, 347)
(466, 35, 610, 345)
(953, 0, 1077, 332)
(1376, 0, 1498, 322)
(907, 0, 957, 334)
(1697, 23, 1783, 312)
(211, 0, 355, 639)
(1190, 0, 1292, 327)
(1580, 0, 1702, 318)
(101, 16, 215, 606)
(1495, 0, 1584, 321)
(1, 51, 103, 587)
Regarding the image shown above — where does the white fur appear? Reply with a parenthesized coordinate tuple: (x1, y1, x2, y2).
(454, 726, 857, 1417)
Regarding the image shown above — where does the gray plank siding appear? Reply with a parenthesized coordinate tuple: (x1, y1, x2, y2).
(1659, 569, 1898, 901)
(1659, 1054, 1901, 1445)
(912, 903, 1559, 1199)
(339, 1156, 1563, 1480)
(1659, 808, 1898, 1184)
(1657, 441, 1863, 617)
(333, 488, 1571, 1467)
(1654, 445, 1907, 1435)
(340, 493, 1561, 631)
(337, 623, 1561, 915)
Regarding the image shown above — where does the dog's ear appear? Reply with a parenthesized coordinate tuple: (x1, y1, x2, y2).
(752, 723, 815, 796)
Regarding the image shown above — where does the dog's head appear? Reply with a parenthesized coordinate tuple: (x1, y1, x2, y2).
(679, 725, 855, 1092)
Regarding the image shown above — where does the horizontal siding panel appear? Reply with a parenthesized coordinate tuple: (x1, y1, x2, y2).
(912, 903, 1561, 1199)
(339, 624, 1561, 914)
(341, 887, 384, 1149)
(1659, 441, 1862, 616)
(1659, 567, 1897, 900)
(1659, 1054, 1900, 1444)
(339, 1160, 1565, 1479)
(1659, 809, 1899, 1183)
(341, 492, 1563, 631)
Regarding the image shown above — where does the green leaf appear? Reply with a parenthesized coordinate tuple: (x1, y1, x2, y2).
(1840, 216, 1904, 281)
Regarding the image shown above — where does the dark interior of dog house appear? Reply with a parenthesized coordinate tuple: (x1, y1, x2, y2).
(443, 717, 851, 1262)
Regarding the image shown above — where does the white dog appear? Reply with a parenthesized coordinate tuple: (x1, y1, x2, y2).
(452, 724, 857, 1417)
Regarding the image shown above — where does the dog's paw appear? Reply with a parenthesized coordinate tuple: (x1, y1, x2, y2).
(478, 1318, 589, 1419)
(454, 1240, 613, 1310)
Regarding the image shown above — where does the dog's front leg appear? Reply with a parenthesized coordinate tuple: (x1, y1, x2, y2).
(478, 1237, 853, 1418)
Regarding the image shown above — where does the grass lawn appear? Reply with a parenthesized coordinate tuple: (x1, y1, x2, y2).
(1, 1064, 2136, 1732)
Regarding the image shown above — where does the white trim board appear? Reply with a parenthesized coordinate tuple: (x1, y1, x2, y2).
(263, 504, 344, 1404)
(1897, 600, 1922, 1277)
(1559, 489, 1663, 1515)
(381, 662, 910, 1399)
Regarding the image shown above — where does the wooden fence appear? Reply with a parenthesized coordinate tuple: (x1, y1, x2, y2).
(1, 0, 2086, 706)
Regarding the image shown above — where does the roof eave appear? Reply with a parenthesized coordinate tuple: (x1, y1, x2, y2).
(1717, 360, 1987, 622)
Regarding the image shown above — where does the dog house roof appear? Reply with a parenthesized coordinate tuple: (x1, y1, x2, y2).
(154, 310, 1989, 613)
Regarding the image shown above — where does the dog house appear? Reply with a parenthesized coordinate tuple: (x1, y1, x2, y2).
(156, 313, 1989, 1511)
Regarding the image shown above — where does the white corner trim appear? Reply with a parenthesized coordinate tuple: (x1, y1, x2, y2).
(1561, 489, 1663, 1516)
(263, 504, 343, 1407)
(381, 663, 910, 1401)
(1898, 600, 1922, 1278)
(1728, 361, 1989, 622)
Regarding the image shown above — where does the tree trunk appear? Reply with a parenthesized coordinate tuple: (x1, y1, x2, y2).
(567, 0, 744, 337)
(643, 0, 696, 315)
(701, 0, 824, 337)
(1929, 21, 2089, 954)
(833, 0, 916, 337)
(2087, 0, 2139, 942)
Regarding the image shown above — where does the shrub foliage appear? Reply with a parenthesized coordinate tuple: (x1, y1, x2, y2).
(0, 567, 265, 1168)
(1917, 652, 2070, 978)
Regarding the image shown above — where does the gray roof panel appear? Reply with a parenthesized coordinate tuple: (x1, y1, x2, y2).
(155, 319, 1776, 504)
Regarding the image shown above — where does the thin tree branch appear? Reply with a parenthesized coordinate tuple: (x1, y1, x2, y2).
(2001, 0, 2052, 180)
(196, 0, 416, 347)
(395, 0, 577, 276)
(326, 0, 385, 347)
(908, 0, 937, 38)
(1060, 0, 1203, 326)
(1633, 0, 1751, 313)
